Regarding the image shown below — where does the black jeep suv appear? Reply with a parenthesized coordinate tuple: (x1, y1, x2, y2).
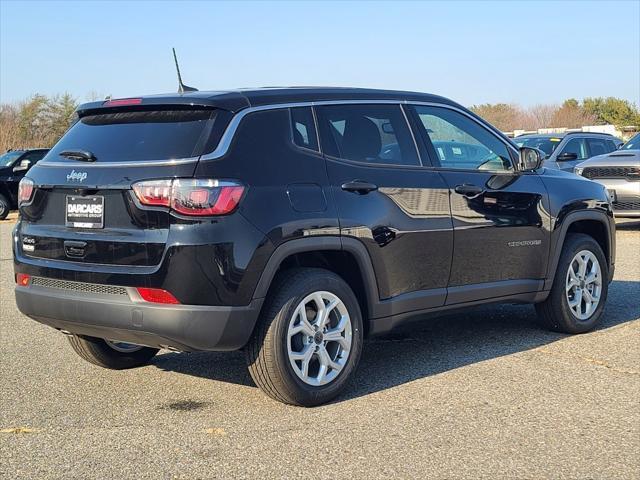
(13, 88, 615, 406)
(0, 148, 49, 219)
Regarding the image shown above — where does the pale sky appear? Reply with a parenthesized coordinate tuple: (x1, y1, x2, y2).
(1, 0, 639, 107)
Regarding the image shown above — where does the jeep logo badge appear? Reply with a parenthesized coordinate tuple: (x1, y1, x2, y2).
(67, 170, 88, 182)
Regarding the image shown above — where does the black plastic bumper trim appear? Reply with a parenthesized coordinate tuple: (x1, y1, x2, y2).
(15, 286, 263, 352)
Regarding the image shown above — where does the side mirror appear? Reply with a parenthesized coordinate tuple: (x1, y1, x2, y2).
(518, 147, 543, 171)
(557, 152, 578, 162)
(12, 159, 31, 172)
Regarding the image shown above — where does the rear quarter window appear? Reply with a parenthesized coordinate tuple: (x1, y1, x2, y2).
(47, 109, 222, 162)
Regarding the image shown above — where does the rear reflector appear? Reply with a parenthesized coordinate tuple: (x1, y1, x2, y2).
(132, 179, 245, 216)
(136, 287, 180, 304)
(103, 98, 143, 107)
(16, 273, 31, 286)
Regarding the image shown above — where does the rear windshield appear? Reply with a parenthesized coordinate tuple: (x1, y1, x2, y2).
(47, 109, 219, 162)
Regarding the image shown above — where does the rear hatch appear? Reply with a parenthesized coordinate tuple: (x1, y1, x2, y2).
(18, 105, 229, 267)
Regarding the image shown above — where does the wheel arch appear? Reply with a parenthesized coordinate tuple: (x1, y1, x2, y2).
(251, 237, 380, 336)
(545, 209, 614, 290)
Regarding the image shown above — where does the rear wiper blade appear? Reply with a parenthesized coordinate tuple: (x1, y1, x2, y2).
(59, 149, 97, 162)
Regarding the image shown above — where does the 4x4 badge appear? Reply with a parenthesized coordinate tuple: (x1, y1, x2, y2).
(67, 170, 88, 182)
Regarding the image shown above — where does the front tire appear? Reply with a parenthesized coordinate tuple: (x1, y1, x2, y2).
(68, 335, 159, 369)
(536, 233, 609, 333)
(246, 268, 364, 406)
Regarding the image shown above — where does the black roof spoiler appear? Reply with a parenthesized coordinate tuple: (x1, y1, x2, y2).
(76, 92, 251, 117)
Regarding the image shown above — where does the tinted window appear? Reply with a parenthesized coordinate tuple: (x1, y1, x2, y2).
(587, 138, 611, 157)
(47, 109, 218, 162)
(514, 137, 561, 156)
(623, 133, 640, 150)
(560, 138, 588, 160)
(290, 107, 319, 151)
(0, 151, 24, 167)
(412, 106, 512, 171)
(315, 104, 419, 166)
(22, 150, 47, 163)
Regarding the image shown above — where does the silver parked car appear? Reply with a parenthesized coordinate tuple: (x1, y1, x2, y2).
(574, 133, 640, 218)
(514, 132, 622, 172)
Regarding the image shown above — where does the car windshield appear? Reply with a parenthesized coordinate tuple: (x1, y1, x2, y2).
(0, 151, 24, 167)
(622, 133, 640, 150)
(513, 137, 562, 156)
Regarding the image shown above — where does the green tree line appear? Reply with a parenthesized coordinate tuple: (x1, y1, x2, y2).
(471, 97, 640, 132)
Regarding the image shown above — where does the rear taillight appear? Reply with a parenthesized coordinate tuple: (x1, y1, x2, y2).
(132, 179, 244, 216)
(136, 287, 180, 304)
(18, 178, 35, 205)
(16, 273, 31, 286)
(131, 179, 172, 207)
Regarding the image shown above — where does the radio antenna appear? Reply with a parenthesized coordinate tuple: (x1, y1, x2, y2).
(172, 48, 198, 94)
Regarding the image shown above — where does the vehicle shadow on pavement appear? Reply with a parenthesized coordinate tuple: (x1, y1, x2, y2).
(151, 279, 640, 403)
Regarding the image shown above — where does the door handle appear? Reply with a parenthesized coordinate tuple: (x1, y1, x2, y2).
(454, 184, 484, 197)
(341, 180, 378, 195)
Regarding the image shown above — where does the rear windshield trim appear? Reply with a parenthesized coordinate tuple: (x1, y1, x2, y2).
(39, 156, 199, 168)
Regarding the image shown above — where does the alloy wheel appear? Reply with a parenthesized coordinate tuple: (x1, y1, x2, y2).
(565, 249, 602, 320)
(286, 291, 352, 386)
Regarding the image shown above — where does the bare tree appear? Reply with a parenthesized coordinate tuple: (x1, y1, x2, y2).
(0, 94, 79, 152)
(0, 103, 21, 152)
(470, 103, 523, 131)
(527, 104, 558, 130)
(550, 99, 597, 128)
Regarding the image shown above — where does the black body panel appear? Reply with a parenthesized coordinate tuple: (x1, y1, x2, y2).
(326, 157, 452, 302)
(13, 88, 615, 351)
(440, 170, 550, 289)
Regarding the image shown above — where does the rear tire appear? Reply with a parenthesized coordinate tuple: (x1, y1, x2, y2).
(535, 233, 608, 333)
(0, 194, 10, 220)
(246, 268, 363, 407)
(68, 335, 159, 369)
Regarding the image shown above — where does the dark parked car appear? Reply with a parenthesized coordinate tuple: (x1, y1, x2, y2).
(14, 88, 615, 406)
(514, 132, 622, 172)
(0, 148, 49, 219)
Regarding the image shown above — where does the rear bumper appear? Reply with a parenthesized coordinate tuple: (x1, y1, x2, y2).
(15, 283, 263, 352)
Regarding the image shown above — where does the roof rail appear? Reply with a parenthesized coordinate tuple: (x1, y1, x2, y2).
(564, 131, 614, 137)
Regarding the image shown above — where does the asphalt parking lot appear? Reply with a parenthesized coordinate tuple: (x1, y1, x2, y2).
(1, 216, 639, 480)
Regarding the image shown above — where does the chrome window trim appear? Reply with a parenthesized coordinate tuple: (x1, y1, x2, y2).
(201, 99, 518, 163)
(38, 157, 199, 168)
(38, 99, 518, 168)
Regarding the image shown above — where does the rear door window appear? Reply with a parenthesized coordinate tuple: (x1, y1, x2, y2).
(315, 104, 420, 166)
(290, 107, 319, 152)
(586, 138, 611, 157)
(47, 109, 219, 162)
